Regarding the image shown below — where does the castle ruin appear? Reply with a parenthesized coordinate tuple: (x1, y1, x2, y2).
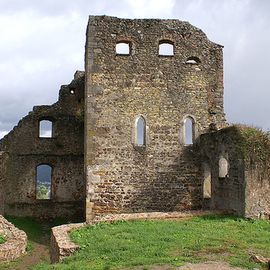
(0, 16, 269, 221)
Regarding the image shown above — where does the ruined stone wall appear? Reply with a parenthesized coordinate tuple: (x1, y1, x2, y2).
(0, 215, 27, 262)
(240, 127, 270, 219)
(0, 152, 8, 215)
(200, 125, 270, 218)
(85, 16, 226, 219)
(0, 72, 85, 220)
(199, 127, 246, 216)
(245, 167, 270, 219)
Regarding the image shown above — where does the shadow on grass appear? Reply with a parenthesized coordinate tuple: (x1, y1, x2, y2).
(4, 216, 71, 245)
(199, 215, 241, 222)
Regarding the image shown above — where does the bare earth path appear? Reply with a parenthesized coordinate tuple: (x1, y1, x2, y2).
(131, 262, 246, 270)
(176, 261, 245, 270)
(0, 223, 51, 270)
(15, 242, 50, 270)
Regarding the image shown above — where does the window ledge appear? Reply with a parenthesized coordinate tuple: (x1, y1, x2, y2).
(116, 54, 130, 57)
(218, 175, 229, 180)
(158, 55, 174, 58)
(133, 145, 146, 151)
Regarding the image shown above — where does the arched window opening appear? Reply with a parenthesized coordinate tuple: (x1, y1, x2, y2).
(184, 117, 194, 145)
(219, 156, 229, 178)
(159, 41, 174, 56)
(136, 116, 146, 146)
(116, 42, 131, 55)
(39, 120, 53, 138)
(36, 164, 52, 200)
(203, 163, 212, 198)
(185, 56, 201, 64)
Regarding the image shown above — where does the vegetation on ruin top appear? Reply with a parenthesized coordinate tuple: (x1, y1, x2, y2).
(235, 124, 270, 163)
(34, 215, 270, 270)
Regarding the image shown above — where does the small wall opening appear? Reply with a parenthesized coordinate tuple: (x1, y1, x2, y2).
(219, 156, 229, 178)
(184, 117, 194, 145)
(185, 56, 201, 64)
(116, 42, 131, 55)
(159, 41, 174, 56)
(39, 120, 53, 138)
(136, 116, 146, 146)
(203, 163, 212, 198)
(36, 164, 52, 200)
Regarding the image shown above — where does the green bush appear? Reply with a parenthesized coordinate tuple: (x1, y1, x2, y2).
(36, 185, 50, 199)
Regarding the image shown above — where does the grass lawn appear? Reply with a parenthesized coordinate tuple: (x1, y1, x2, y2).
(0, 235, 5, 244)
(33, 215, 270, 270)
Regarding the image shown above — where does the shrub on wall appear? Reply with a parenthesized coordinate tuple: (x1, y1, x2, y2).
(235, 124, 270, 164)
(0, 235, 5, 244)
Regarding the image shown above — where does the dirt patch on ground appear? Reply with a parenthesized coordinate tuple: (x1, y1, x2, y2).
(176, 261, 245, 270)
(15, 242, 49, 270)
(129, 262, 246, 270)
(0, 222, 50, 270)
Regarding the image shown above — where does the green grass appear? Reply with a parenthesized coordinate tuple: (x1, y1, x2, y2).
(33, 215, 270, 270)
(0, 235, 5, 244)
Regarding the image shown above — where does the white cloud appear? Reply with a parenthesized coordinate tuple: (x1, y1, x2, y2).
(0, 131, 8, 139)
(0, 0, 270, 135)
(128, 0, 175, 18)
(0, 8, 86, 133)
(171, 0, 270, 130)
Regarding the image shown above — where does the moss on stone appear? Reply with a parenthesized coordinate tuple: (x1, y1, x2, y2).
(0, 234, 5, 244)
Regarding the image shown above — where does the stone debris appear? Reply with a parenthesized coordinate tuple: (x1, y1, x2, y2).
(250, 254, 270, 265)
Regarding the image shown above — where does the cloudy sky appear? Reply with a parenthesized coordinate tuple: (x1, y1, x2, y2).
(0, 0, 270, 138)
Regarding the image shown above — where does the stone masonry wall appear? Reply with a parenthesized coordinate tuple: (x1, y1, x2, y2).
(200, 125, 270, 218)
(242, 127, 270, 219)
(0, 71, 85, 220)
(0, 215, 27, 262)
(199, 127, 246, 216)
(245, 167, 270, 219)
(0, 152, 7, 215)
(85, 16, 227, 219)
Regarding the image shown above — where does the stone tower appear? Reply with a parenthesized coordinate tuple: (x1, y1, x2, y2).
(85, 15, 226, 220)
(1, 15, 269, 221)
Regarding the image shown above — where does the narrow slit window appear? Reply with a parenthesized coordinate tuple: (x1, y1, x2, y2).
(136, 116, 146, 146)
(203, 163, 212, 198)
(36, 164, 52, 200)
(116, 42, 130, 55)
(159, 41, 174, 56)
(39, 120, 53, 138)
(184, 117, 194, 145)
(219, 156, 229, 178)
